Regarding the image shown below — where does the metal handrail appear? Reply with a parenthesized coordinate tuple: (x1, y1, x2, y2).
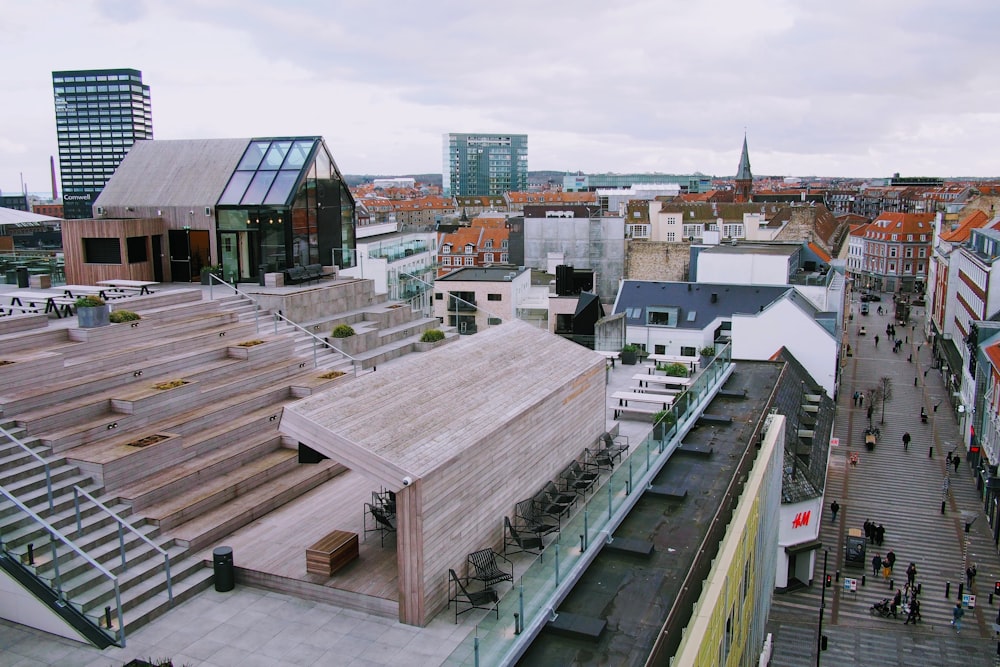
(207, 273, 260, 333)
(0, 425, 53, 511)
(0, 485, 124, 646)
(272, 311, 363, 375)
(72, 486, 172, 602)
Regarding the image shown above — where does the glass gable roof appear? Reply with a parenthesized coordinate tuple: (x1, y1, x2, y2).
(218, 137, 318, 206)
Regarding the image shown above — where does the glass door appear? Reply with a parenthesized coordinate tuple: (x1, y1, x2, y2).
(220, 231, 258, 284)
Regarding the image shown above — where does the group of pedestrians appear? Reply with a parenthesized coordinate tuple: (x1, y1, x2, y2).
(864, 519, 886, 545)
(871, 549, 897, 578)
(851, 391, 865, 408)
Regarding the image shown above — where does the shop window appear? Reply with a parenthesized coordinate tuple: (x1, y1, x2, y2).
(83, 238, 121, 264)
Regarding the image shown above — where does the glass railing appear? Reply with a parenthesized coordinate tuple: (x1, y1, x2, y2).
(0, 251, 66, 286)
(368, 243, 430, 261)
(447, 344, 733, 666)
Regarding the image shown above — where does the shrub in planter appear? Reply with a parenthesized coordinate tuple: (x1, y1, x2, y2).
(652, 410, 677, 440)
(420, 329, 445, 343)
(659, 362, 688, 377)
(330, 324, 355, 338)
(109, 310, 141, 323)
(76, 296, 110, 328)
(620, 344, 639, 365)
(700, 345, 716, 358)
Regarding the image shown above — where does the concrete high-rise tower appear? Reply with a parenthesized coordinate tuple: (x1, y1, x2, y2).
(443, 133, 528, 197)
(52, 68, 153, 219)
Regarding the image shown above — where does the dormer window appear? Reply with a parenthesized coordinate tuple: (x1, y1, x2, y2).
(465, 244, 474, 254)
(484, 239, 493, 249)
(442, 244, 451, 254)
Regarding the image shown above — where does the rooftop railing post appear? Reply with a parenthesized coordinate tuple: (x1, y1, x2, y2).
(164, 554, 173, 602)
(118, 523, 126, 571)
(584, 509, 589, 551)
(254, 303, 259, 334)
(273, 312, 279, 335)
(608, 483, 613, 517)
(115, 580, 125, 647)
(518, 581, 524, 633)
(49, 536, 63, 600)
(74, 486, 82, 534)
(474, 635, 480, 667)
(312, 336, 318, 368)
(555, 543, 561, 585)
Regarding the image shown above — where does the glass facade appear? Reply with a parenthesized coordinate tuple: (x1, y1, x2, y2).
(443, 133, 528, 197)
(52, 68, 153, 219)
(215, 137, 356, 280)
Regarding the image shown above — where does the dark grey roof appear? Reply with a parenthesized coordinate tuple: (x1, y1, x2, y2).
(773, 348, 834, 502)
(613, 281, 791, 328)
(95, 138, 251, 207)
(437, 267, 527, 282)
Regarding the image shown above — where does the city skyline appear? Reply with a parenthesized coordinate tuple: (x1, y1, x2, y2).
(2, 0, 999, 197)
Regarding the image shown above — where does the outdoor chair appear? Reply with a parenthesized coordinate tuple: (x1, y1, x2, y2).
(503, 516, 544, 560)
(467, 548, 514, 588)
(515, 498, 559, 538)
(583, 447, 614, 473)
(532, 481, 577, 520)
(448, 569, 499, 624)
(372, 488, 396, 518)
(600, 432, 629, 463)
(560, 460, 600, 498)
(363, 502, 397, 547)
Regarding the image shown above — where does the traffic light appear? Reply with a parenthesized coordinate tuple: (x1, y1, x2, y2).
(825, 574, 832, 588)
(994, 581, 1000, 596)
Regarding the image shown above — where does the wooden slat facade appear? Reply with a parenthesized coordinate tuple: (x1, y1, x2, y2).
(61, 218, 165, 285)
(281, 321, 608, 625)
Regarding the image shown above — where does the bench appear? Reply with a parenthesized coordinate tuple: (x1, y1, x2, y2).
(612, 403, 662, 420)
(305, 530, 359, 576)
(2, 304, 44, 316)
(284, 264, 326, 285)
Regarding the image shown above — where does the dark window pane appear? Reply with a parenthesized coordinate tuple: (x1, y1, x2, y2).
(241, 171, 278, 205)
(262, 141, 291, 170)
(218, 171, 254, 205)
(237, 141, 269, 171)
(83, 237, 121, 264)
(126, 236, 147, 263)
(264, 170, 299, 205)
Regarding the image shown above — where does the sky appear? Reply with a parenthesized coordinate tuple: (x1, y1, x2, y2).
(2, 0, 999, 196)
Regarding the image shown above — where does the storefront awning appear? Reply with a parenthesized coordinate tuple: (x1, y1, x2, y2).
(785, 539, 823, 555)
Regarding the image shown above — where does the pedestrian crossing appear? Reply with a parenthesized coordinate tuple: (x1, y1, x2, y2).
(767, 303, 1000, 666)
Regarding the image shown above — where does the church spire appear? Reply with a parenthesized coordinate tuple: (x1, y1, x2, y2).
(734, 134, 753, 203)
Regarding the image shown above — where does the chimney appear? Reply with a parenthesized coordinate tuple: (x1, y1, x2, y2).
(711, 292, 718, 303)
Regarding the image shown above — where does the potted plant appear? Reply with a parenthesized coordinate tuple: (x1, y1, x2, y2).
(620, 344, 639, 365)
(660, 362, 689, 378)
(75, 295, 110, 328)
(200, 265, 223, 285)
(330, 324, 355, 339)
(652, 409, 677, 441)
(700, 345, 716, 368)
(415, 328, 447, 352)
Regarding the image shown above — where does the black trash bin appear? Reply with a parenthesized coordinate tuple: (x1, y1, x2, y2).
(16, 266, 29, 288)
(258, 264, 266, 287)
(213, 546, 235, 592)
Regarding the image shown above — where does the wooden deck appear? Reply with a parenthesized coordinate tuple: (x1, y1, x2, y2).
(189, 468, 402, 612)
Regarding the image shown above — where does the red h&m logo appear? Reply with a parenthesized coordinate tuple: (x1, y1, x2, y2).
(792, 511, 811, 528)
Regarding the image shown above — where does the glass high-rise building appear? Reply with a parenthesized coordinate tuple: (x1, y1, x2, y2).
(52, 68, 153, 219)
(443, 133, 527, 197)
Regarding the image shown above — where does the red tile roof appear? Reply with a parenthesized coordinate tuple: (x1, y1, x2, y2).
(940, 210, 989, 243)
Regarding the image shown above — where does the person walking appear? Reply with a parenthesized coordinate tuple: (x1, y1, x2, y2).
(967, 564, 977, 588)
(872, 552, 882, 577)
(876, 523, 885, 546)
(885, 550, 896, 572)
(867, 404, 874, 422)
(904, 597, 920, 624)
(952, 602, 965, 633)
(953, 455, 961, 473)
(830, 500, 840, 522)
(906, 562, 917, 586)
(902, 432, 911, 450)
(892, 588, 902, 617)
(859, 392, 865, 408)
(864, 519, 872, 542)
(875, 334, 880, 348)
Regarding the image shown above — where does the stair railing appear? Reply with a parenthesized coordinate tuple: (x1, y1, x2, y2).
(0, 424, 53, 512)
(0, 485, 124, 646)
(207, 273, 261, 333)
(72, 486, 172, 602)
(271, 311, 363, 375)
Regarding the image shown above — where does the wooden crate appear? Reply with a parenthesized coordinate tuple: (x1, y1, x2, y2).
(306, 530, 359, 576)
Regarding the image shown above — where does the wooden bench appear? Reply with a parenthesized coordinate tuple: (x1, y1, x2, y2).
(306, 530, 359, 576)
(2, 304, 44, 316)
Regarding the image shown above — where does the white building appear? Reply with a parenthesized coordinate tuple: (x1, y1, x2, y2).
(433, 266, 530, 334)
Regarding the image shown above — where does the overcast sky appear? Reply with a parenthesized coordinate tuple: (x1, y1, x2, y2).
(2, 0, 999, 196)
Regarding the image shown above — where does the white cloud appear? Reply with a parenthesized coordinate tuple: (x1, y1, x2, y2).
(1, 0, 999, 194)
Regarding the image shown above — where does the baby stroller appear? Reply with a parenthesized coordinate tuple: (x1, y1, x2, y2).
(870, 598, 895, 618)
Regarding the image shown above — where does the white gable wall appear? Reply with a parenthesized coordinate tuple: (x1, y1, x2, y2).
(732, 298, 837, 395)
(697, 252, 789, 286)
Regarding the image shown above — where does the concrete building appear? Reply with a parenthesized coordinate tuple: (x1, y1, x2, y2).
(432, 266, 530, 334)
(340, 222, 437, 316)
(52, 68, 153, 219)
(859, 211, 935, 293)
(523, 204, 624, 303)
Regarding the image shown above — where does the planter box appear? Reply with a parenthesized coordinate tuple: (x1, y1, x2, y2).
(111, 380, 199, 415)
(77, 304, 111, 328)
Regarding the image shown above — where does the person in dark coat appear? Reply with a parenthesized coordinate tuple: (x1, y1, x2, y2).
(830, 500, 840, 522)
(904, 597, 920, 624)
(906, 562, 917, 586)
(885, 550, 896, 572)
(953, 455, 961, 473)
(864, 519, 873, 542)
(892, 588, 902, 617)
(902, 432, 911, 450)
(872, 552, 882, 577)
(876, 524, 885, 546)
